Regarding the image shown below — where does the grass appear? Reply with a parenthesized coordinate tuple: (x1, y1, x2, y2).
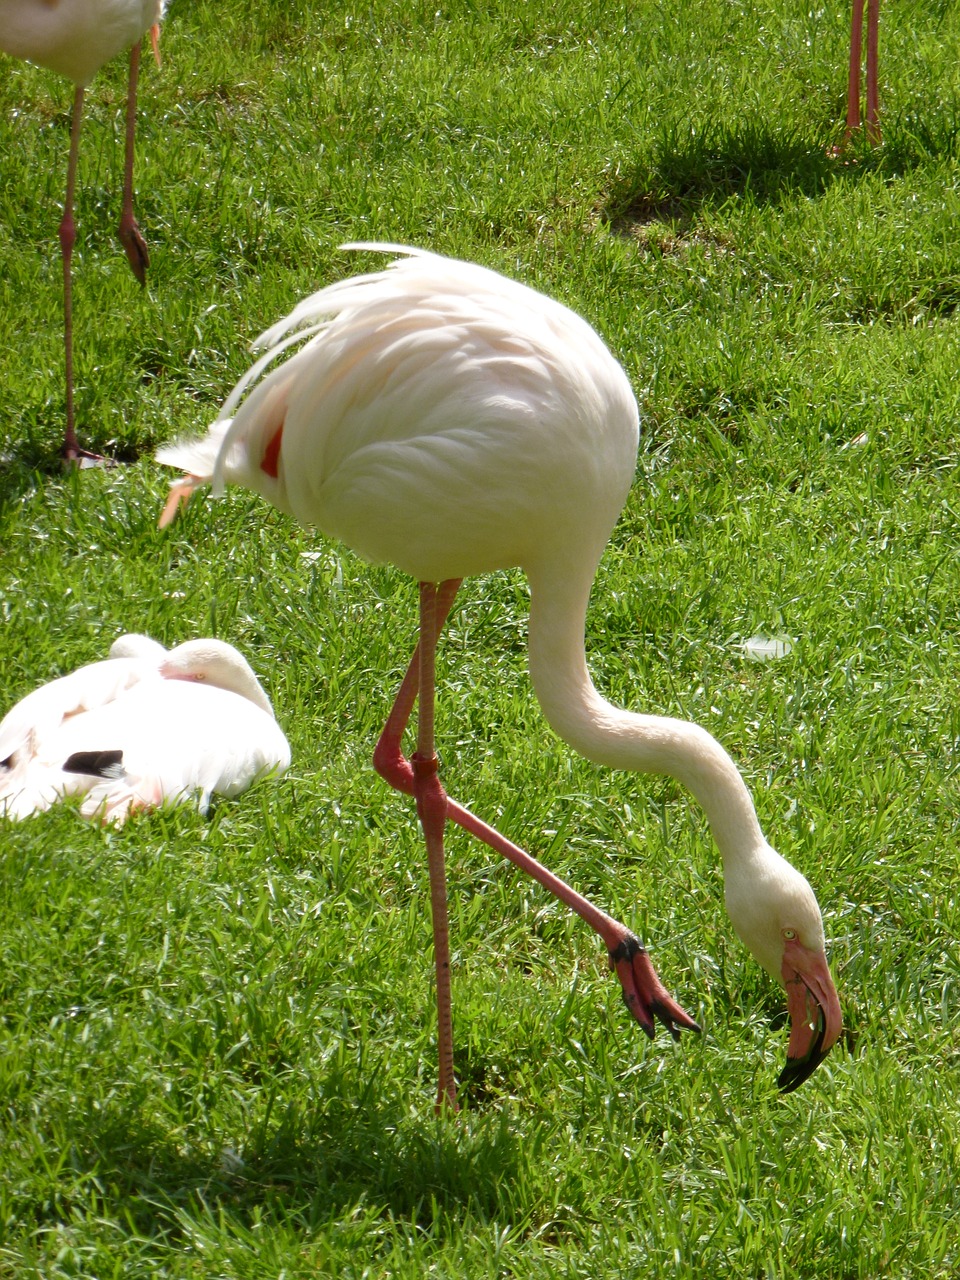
(2, 0, 960, 1274)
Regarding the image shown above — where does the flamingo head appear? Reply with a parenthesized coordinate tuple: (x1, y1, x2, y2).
(160, 640, 276, 717)
(725, 846, 842, 1092)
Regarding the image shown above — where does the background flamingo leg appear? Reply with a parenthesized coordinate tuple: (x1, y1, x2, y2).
(117, 41, 150, 284)
(844, 0, 880, 143)
(59, 87, 83, 463)
(865, 0, 881, 143)
(845, 0, 865, 137)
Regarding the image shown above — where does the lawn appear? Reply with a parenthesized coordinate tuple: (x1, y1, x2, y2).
(2, 1, 960, 1276)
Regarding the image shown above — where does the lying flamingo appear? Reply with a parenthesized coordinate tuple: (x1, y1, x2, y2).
(0, 634, 290, 822)
(157, 244, 842, 1105)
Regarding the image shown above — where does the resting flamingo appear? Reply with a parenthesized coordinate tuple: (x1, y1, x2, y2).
(157, 245, 842, 1107)
(0, 0, 165, 463)
(0, 634, 290, 822)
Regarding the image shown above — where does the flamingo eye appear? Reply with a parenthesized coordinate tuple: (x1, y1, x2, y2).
(782, 927, 797, 941)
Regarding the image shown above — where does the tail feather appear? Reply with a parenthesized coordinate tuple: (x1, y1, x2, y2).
(155, 417, 233, 477)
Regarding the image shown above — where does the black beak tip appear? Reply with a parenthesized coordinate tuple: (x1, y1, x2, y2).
(777, 1013, 830, 1094)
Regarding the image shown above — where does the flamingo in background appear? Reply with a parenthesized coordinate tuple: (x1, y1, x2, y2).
(158, 245, 843, 1108)
(0, 0, 165, 464)
(0, 634, 290, 822)
(845, 0, 881, 143)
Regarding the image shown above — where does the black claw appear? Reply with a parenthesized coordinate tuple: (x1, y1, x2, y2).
(621, 989, 657, 1039)
(651, 1002, 700, 1042)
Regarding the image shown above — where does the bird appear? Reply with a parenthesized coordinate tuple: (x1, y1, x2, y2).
(0, 634, 290, 822)
(0, 0, 166, 464)
(844, 0, 881, 144)
(156, 244, 843, 1108)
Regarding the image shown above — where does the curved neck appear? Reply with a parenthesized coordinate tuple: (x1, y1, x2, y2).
(233, 672, 276, 718)
(525, 558, 768, 871)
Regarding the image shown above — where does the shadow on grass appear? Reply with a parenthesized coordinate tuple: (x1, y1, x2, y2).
(0, 436, 147, 520)
(19, 1071, 534, 1251)
(605, 111, 960, 234)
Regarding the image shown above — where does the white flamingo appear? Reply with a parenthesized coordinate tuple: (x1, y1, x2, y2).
(157, 245, 842, 1107)
(0, 635, 290, 822)
(0, 0, 165, 463)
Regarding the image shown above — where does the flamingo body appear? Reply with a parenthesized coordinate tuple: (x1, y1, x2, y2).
(159, 246, 842, 1099)
(0, 0, 160, 85)
(173, 252, 638, 585)
(0, 635, 290, 822)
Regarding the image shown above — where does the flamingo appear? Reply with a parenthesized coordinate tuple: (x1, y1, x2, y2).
(157, 244, 843, 1107)
(845, 0, 881, 144)
(0, 634, 290, 822)
(0, 0, 165, 464)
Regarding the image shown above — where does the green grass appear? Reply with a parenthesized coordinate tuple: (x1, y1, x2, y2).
(2, 0, 960, 1275)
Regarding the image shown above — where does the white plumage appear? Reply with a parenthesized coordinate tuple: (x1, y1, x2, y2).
(0, 635, 290, 823)
(0, 0, 161, 85)
(158, 245, 841, 1103)
(0, 0, 166, 462)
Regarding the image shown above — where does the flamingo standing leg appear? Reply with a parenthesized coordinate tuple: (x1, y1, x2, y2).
(59, 55, 149, 467)
(117, 40, 150, 284)
(865, 0, 881, 144)
(845, 0, 881, 144)
(411, 582, 458, 1112)
(59, 87, 87, 464)
(51, 27, 158, 465)
(373, 578, 700, 1111)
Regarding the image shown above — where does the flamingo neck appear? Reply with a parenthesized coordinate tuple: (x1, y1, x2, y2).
(525, 559, 768, 872)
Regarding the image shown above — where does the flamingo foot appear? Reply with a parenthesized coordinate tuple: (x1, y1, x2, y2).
(61, 437, 115, 470)
(118, 213, 149, 286)
(609, 935, 701, 1041)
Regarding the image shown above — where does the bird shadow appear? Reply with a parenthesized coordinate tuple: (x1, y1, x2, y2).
(604, 114, 960, 237)
(0, 437, 145, 516)
(18, 1071, 531, 1251)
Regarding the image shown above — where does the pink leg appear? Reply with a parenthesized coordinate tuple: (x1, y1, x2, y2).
(58, 88, 108, 465)
(412, 583, 458, 1111)
(373, 578, 700, 1092)
(117, 41, 150, 285)
(845, 0, 865, 138)
(373, 578, 461, 791)
(60, 88, 84, 463)
(865, 0, 881, 144)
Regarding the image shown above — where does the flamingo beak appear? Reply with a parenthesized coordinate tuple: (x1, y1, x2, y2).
(777, 940, 842, 1093)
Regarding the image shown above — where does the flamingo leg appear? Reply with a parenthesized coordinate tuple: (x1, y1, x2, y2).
(117, 40, 150, 285)
(865, 0, 881, 144)
(58, 88, 111, 466)
(411, 582, 458, 1112)
(373, 578, 700, 1103)
(845, 0, 881, 143)
(60, 87, 86, 464)
(845, 0, 864, 137)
